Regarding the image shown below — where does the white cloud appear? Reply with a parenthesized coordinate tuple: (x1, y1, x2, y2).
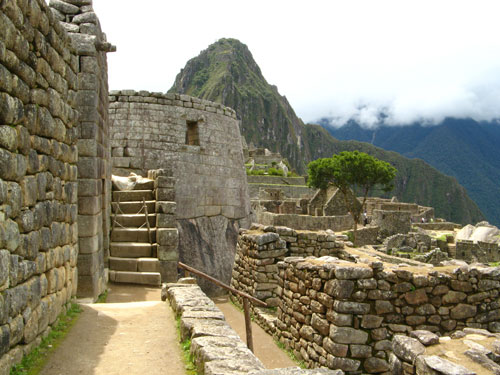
(93, 0, 500, 127)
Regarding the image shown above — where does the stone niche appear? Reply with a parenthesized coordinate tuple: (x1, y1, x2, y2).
(109, 91, 252, 294)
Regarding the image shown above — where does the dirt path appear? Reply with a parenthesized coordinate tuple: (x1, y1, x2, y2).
(215, 298, 296, 369)
(39, 284, 186, 375)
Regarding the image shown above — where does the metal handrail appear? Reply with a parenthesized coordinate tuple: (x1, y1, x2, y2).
(177, 261, 267, 352)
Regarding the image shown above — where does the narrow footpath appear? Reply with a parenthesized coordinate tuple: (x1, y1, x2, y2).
(39, 284, 186, 375)
(215, 298, 296, 369)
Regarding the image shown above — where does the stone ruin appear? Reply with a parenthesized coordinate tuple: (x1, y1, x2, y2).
(3, 1, 500, 374)
(230, 226, 500, 374)
(0, 0, 250, 370)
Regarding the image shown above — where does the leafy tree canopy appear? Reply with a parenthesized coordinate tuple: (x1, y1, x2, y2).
(307, 151, 397, 196)
(307, 151, 397, 245)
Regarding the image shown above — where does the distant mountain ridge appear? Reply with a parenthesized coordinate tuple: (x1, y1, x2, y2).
(169, 38, 485, 225)
(321, 118, 500, 226)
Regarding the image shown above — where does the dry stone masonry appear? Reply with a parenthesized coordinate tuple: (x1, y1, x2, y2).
(274, 257, 500, 373)
(0, 0, 115, 370)
(1, 0, 79, 371)
(391, 328, 500, 375)
(109, 90, 252, 293)
(231, 225, 350, 308)
(164, 278, 344, 375)
(230, 227, 500, 373)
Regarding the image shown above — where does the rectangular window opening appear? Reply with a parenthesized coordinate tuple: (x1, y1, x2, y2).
(186, 120, 200, 146)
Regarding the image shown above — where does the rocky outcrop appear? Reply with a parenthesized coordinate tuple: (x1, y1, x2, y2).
(177, 216, 243, 295)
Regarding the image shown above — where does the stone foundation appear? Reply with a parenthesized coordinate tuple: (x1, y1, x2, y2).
(275, 257, 500, 373)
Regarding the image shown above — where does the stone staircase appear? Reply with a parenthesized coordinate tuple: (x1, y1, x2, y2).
(108, 178, 161, 285)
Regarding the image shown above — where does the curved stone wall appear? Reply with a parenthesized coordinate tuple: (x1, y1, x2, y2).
(109, 91, 251, 293)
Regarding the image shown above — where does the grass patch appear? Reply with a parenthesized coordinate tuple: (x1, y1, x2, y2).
(10, 302, 82, 375)
(274, 339, 306, 368)
(96, 289, 108, 303)
(176, 317, 197, 375)
(490, 262, 500, 267)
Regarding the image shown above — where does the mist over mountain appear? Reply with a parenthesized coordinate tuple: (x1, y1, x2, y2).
(321, 117, 500, 226)
(169, 38, 485, 225)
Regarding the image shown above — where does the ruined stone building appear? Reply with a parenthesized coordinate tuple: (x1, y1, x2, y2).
(0, 0, 251, 367)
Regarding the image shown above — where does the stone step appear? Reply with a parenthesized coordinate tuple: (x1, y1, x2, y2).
(133, 179, 154, 190)
(112, 200, 155, 214)
(111, 228, 156, 243)
(109, 257, 160, 273)
(112, 190, 154, 202)
(110, 242, 156, 258)
(109, 270, 161, 286)
(113, 213, 156, 227)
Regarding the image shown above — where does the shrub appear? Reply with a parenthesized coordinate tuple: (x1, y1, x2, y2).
(268, 167, 284, 176)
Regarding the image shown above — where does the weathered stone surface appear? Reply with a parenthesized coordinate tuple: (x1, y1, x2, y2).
(325, 279, 354, 299)
(311, 313, 329, 336)
(417, 355, 475, 375)
(350, 344, 371, 358)
(326, 355, 360, 372)
(409, 330, 439, 346)
(334, 265, 373, 279)
(464, 349, 500, 374)
(364, 357, 390, 373)
(392, 335, 425, 363)
(333, 301, 370, 314)
(404, 289, 428, 305)
(450, 304, 477, 320)
(323, 337, 348, 357)
(443, 291, 467, 304)
(361, 315, 383, 329)
(178, 216, 241, 296)
(330, 326, 368, 344)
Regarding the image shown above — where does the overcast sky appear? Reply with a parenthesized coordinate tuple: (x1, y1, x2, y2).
(93, 0, 500, 127)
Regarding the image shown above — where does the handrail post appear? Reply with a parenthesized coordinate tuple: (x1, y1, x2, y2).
(243, 297, 254, 353)
(176, 261, 267, 353)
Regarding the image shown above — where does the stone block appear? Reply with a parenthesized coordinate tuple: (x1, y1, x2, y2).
(0, 251, 9, 291)
(392, 335, 425, 363)
(154, 176, 175, 188)
(77, 139, 98, 157)
(330, 326, 368, 344)
(77, 196, 101, 215)
(0, 324, 10, 356)
(156, 188, 174, 201)
(77, 157, 100, 179)
(158, 245, 178, 261)
(78, 179, 101, 197)
(205, 206, 222, 217)
(156, 213, 176, 228)
(78, 213, 101, 237)
(159, 260, 178, 283)
(157, 228, 178, 246)
(77, 273, 101, 301)
(78, 252, 101, 276)
(137, 259, 159, 273)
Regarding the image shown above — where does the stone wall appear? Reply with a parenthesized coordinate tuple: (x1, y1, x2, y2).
(248, 184, 314, 200)
(0, 0, 80, 370)
(256, 211, 353, 232)
(231, 226, 349, 307)
(109, 91, 251, 293)
(147, 168, 179, 282)
(274, 256, 500, 373)
(454, 240, 500, 264)
(373, 210, 412, 237)
(54, 0, 115, 300)
(165, 278, 343, 375)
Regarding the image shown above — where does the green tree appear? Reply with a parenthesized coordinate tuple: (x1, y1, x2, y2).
(307, 151, 397, 245)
